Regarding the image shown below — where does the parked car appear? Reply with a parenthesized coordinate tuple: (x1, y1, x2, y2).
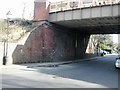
(115, 57, 120, 69)
(100, 50, 108, 56)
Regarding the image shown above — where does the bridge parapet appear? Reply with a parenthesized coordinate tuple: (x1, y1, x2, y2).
(49, 4, 119, 22)
(49, 0, 119, 13)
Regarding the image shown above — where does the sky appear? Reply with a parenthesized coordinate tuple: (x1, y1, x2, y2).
(0, 0, 60, 19)
(0, 0, 34, 19)
(0, 0, 119, 43)
(111, 34, 118, 43)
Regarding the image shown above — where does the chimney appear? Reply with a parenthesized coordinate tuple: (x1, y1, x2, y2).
(34, 0, 49, 21)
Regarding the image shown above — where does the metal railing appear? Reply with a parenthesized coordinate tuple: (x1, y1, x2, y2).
(49, 0, 120, 13)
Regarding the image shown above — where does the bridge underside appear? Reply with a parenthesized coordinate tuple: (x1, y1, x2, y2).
(51, 16, 120, 34)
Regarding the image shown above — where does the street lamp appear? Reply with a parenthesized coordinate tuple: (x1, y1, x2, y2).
(3, 11, 12, 65)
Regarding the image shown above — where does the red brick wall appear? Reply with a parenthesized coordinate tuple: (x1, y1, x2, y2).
(34, 2, 46, 21)
(12, 22, 76, 63)
(12, 22, 91, 64)
(34, 1, 49, 21)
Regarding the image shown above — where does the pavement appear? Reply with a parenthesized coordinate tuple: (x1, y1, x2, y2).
(0, 56, 103, 70)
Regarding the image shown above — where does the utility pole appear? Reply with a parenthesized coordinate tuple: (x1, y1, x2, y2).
(3, 11, 12, 65)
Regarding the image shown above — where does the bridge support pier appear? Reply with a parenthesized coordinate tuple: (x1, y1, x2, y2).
(12, 21, 91, 63)
(75, 33, 90, 59)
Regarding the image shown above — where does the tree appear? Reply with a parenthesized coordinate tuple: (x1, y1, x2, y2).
(91, 34, 113, 52)
(116, 43, 120, 54)
(0, 20, 8, 42)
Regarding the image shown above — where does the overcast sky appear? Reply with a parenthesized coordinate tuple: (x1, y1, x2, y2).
(0, 0, 62, 19)
(0, 0, 34, 19)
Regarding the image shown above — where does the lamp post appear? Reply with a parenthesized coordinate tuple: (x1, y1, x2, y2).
(3, 11, 12, 65)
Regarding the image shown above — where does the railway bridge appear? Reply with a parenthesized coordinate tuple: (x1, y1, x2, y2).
(12, 0, 120, 64)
